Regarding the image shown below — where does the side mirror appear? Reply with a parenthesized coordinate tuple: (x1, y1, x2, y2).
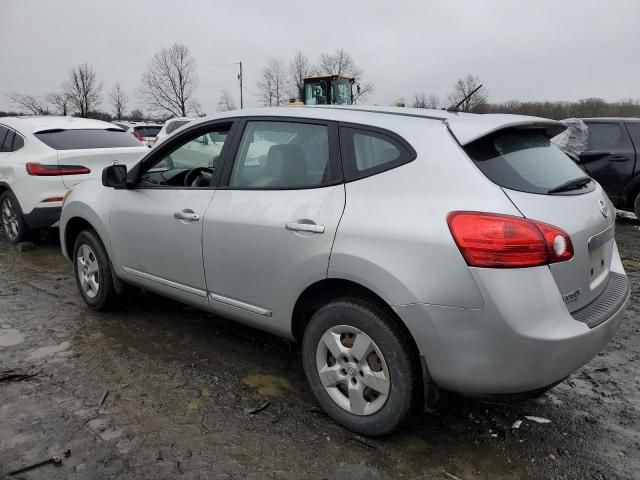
(102, 164, 128, 188)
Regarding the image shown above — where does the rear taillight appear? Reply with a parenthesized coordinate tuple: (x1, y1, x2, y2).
(26, 163, 91, 176)
(447, 211, 573, 268)
(132, 131, 145, 142)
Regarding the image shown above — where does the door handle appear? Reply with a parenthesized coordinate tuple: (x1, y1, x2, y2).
(610, 154, 629, 162)
(285, 222, 325, 234)
(174, 210, 200, 222)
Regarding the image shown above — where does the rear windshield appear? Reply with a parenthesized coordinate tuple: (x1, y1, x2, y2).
(35, 129, 142, 150)
(464, 130, 590, 195)
(166, 120, 191, 134)
(134, 126, 161, 137)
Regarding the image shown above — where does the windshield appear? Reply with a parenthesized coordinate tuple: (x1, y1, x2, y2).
(305, 81, 329, 105)
(331, 79, 353, 105)
(465, 129, 592, 195)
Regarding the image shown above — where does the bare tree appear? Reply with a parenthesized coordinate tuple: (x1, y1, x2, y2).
(139, 43, 199, 117)
(46, 91, 70, 115)
(64, 63, 102, 117)
(256, 58, 288, 106)
(289, 51, 313, 101)
(109, 83, 128, 120)
(413, 93, 439, 109)
(447, 74, 488, 112)
(217, 89, 236, 112)
(7, 93, 49, 115)
(129, 109, 145, 121)
(317, 48, 373, 103)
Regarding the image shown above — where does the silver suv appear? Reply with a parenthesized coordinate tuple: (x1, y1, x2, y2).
(60, 106, 630, 435)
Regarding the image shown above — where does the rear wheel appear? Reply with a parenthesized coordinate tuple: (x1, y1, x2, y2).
(302, 298, 420, 436)
(633, 192, 640, 220)
(0, 191, 30, 244)
(73, 230, 119, 310)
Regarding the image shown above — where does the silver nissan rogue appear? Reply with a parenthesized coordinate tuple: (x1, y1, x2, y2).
(60, 106, 630, 435)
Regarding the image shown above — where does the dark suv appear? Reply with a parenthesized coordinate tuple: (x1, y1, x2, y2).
(580, 118, 640, 217)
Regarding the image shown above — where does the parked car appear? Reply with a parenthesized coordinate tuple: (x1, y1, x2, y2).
(0, 116, 148, 244)
(154, 117, 193, 146)
(577, 118, 640, 218)
(113, 121, 162, 147)
(60, 107, 629, 435)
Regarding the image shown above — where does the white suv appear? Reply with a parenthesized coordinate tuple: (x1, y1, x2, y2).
(0, 116, 148, 244)
(112, 121, 162, 147)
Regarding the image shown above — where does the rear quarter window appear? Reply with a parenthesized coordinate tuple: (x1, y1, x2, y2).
(465, 129, 590, 195)
(340, 126, 415, 181)
(35, 129, 142, 150)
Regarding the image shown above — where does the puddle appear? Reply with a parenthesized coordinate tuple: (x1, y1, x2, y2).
(0, 328, 25, 347)
(242, 374, 293, 396)
(27, 340, 70, 359)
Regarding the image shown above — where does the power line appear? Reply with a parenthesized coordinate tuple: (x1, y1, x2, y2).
(0, 56, 240, 69)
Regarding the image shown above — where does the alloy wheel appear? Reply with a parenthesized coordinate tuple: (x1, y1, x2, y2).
(77, 244, 100, 299)
(1, 197, 20, 242)
(315, 325, 391, 416)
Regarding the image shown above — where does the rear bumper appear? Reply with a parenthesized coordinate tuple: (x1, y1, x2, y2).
(23, 206, 62, 229)
(394, 265, 629, 395)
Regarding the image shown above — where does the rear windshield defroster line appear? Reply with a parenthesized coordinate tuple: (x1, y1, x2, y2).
(35, 129, 143, 150)
(464, 128, 594, 195)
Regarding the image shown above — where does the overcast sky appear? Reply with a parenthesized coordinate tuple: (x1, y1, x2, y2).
(2, 0, 639, 114)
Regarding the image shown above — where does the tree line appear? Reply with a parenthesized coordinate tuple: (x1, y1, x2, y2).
(4, 43, 209, 121)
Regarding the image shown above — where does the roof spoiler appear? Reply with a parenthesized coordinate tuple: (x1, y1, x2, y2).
(445, 116, 566, 146)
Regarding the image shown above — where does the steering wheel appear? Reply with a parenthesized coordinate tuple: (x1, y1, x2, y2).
(184, 167, 214, 187)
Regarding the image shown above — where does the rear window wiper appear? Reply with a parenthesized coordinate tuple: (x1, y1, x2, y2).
(548, 176, 593, 194)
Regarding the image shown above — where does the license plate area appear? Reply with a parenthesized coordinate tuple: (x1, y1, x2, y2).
(588, 223, 615, 288)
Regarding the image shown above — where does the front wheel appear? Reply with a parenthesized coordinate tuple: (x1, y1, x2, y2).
(73, 230, 119, 310)
(302, 298, 421, 436)
(0, 191, 30, 244)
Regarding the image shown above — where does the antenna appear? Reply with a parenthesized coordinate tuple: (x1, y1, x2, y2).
(447, 84, 483, 112)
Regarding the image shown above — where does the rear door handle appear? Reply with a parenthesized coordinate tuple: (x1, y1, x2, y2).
(285, 222, 325, 234)
(174, 210, 200, 222)
(610, 154, 629, 162)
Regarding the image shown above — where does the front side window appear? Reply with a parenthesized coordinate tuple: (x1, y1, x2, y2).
(140, 127, 230, 188)
(230, 121, 331, 188)
(35, 129, 141, 150)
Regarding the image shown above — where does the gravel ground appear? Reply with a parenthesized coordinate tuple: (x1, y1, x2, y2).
(0, 221, 638, 480)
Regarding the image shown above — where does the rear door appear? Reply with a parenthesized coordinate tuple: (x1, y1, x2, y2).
(464, 128, 615, 312)
(202, 118, 345, 335)
(579, 121, 636, 203)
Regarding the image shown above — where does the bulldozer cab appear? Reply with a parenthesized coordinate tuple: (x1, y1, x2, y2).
(303, 75, 355, 105)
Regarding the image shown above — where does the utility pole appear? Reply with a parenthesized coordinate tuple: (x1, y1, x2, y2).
(238, 61, 243, 109)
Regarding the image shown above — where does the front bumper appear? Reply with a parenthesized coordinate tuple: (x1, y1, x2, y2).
(394, 265, 630, 395)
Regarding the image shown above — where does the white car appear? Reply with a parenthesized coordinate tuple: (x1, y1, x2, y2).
(154, 117, 193, 146)
(112, 121, 162, 147)
(0, 116, 148, 244)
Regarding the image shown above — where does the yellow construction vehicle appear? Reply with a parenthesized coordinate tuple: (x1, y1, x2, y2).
(289, 75, 358, 105)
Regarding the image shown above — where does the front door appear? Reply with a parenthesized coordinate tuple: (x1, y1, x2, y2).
(109, 122, 234, 308)
(202, 119, 345, 336)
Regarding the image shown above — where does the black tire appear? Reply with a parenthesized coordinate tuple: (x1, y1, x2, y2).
(302, 298, 421, 436)
(73, 230, 119, 310)
(0, 191, 30, 244)
(633, 192, 640, 220)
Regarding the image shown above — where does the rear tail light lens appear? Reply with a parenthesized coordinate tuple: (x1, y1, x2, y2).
(132, 131, 145, 142)
(447, 211, 573, 268)
(26, 163, 91, 176)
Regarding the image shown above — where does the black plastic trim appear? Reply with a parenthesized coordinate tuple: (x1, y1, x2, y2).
(23, 206, 61, 229)
(571, 272, 629, 328)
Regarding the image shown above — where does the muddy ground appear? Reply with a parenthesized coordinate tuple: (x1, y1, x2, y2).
(0, 221, 639, 480)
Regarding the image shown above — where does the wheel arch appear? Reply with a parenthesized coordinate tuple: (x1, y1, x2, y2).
(64, 216, 101, 258)
(291, 278, 419, 355)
